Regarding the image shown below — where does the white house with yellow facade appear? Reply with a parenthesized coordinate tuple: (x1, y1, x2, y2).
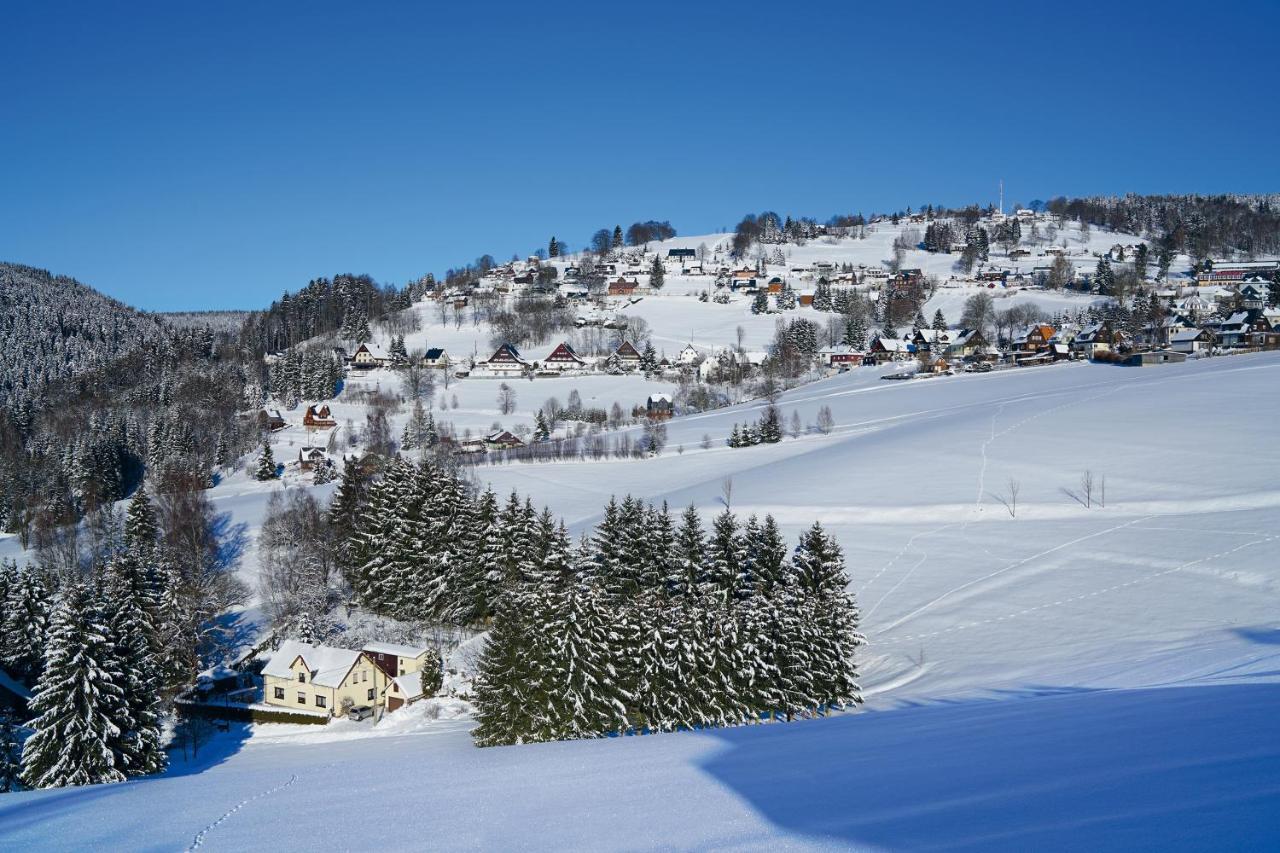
(262, 640, 389, 717)
(262, 639, 440, 718)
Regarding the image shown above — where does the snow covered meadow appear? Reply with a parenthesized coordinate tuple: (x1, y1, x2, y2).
(3, 346, 1278, 851)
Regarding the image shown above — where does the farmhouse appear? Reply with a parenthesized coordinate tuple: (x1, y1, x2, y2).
(1073, 321, 1127, 358)
(819, 345, 863, 368)
(261, 409, 286, 431)
(262, 641, 387, 717)
(868, 336, 914, 363)
(541, 341, 587, 372)
(296, 446, 329, 471)
(485, 430, 524, 450)
(482, 343, 529, 375)
(911, 329, 951, 351)
(676, 344, 700, 365)
(303, 404, 337, 429)
(947, 328, 989, 358)
(613, 340, 642, 369)
(422, 347, 450, 369)
(608, 278, 639, 297)
(351, 343, 388, 369)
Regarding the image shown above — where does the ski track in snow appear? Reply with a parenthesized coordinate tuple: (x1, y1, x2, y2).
(186, 773, 300, 851)
(877, 533, 1279, 646)
(873, 515, 1156, 636)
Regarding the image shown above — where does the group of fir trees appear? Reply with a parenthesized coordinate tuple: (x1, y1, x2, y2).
(728, 406, 783, 448)
(266, 347, 343, 408)
(343, 457, 512, 625)
(472, 501, 863, 746)
(5, 488, 189, 790)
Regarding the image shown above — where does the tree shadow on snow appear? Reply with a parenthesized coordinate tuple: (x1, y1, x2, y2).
(0, 722, 252, 839)
(696, 683, 1280, 852)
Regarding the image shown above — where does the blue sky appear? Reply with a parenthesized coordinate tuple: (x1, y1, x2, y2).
(3, 1, 1277, 311)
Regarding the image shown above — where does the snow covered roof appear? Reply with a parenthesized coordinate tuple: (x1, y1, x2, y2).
(647, 393, 673, 404)
(1169, 328, 1208, 342)
(263, 641, 362, 689)
(874, 337, 911, 352)
(389, 671, 426, 700)
(363, 641, 430, 658)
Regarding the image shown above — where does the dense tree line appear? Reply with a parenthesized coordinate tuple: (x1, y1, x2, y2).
(0, 487, 224, 790)
(336, 460, 863, 746)
(1047, 194, 1280, 261)
(473, 502, 862, 745)
(239, 273, 413, 356)
(0, 265, 256, 548)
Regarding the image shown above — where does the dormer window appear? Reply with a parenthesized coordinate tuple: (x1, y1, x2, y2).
(297, 672, 306, 683)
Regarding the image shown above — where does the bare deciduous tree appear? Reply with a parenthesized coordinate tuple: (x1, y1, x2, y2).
(497, 383, 516, 415)
(990, 478, 1021, 517)
(816, 405, 835, 434)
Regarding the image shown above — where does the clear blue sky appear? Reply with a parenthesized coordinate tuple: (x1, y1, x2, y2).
(3, 1, 1277, 311)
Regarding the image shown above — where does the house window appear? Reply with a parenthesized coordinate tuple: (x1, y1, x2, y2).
(297, 692, 306, 704)
(367, 688, 375, 701)
(297, 672, 306, 683)
(315, 695, 326, 709)
(274, 686, 285, 700)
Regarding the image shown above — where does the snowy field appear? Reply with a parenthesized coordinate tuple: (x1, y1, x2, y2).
(3, 351, 1279, 851)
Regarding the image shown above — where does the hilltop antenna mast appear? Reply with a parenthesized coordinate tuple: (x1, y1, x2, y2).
(999, 179, 1004, 216)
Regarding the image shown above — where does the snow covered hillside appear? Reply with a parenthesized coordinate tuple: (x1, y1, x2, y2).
(3, 351, 1278, 851)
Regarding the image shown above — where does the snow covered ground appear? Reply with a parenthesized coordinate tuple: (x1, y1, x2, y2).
(3, 351, 1278, 850)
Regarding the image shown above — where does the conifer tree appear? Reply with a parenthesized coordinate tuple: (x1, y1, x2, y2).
(533, 411, 550, 442)
(544, 579, 632, 740)
(213, 431, 229, 469)
(462, 487, 504, 622)
(1094, 256, 1115, 296)
(122, 487, 157, 554)
(101, 571, 166, 776)
(758, 406, 782, 443)
(611, 225, 623, 250)
(704, 511, 744, 600)
(633, 592, 701, 731)
(21, 584, 126, 789)
(0, 709, 20, 792)
(671, 505, 706, 596)
(843, 314, 867, 350)
(639, 502, 676, 592)
(548, 235, 559, 258)
(254, 440, 277, 481)
(2, 568, 50, 684)
(649, 255, 665, 290)
(790, 523, 863, 710)
(639, 343, 658, 376)
(931, 309, 947, 331)
(471, 596, 543, 747)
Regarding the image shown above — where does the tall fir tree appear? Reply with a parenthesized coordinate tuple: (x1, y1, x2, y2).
(649, 255, 665, 290)
(21, 584, 127, 789)
(254, 440, 277, 481)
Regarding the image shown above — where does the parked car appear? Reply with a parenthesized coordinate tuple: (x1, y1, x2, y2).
(965, 362, 993, 373)
(347, 705, 375, 721)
